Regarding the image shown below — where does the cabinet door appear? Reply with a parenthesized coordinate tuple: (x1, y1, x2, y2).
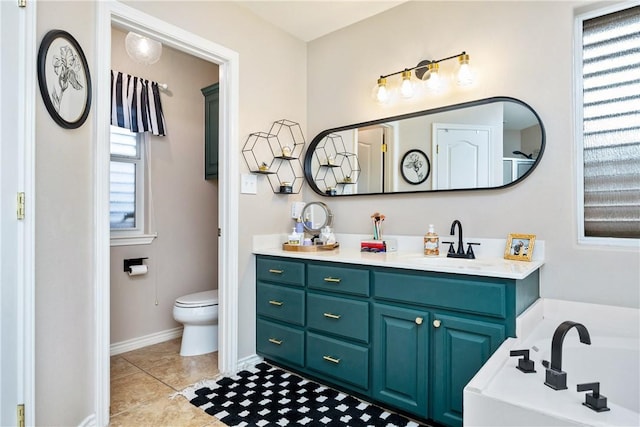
(372, 304, 430, 418)
(201, 83, 219, 180)
(432, 314, 505, 427)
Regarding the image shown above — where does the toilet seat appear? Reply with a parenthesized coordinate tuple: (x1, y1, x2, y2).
(175, 290, 218, 308)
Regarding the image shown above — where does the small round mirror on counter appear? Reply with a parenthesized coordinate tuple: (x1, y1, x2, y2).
(301, 202, 333, 234)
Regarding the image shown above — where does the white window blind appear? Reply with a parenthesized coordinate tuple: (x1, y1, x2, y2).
(581, 5, 640, 239)
(110, 126, 144, 231)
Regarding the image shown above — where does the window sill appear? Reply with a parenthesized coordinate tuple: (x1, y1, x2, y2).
(110, 233, 157, 247)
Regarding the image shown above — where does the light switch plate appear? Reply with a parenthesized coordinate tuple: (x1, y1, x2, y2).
(240, 173, 257, 194)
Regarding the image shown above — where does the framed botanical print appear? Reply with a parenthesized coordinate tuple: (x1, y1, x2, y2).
(400, 149, 430, 185)
(37, 30, 92, 129)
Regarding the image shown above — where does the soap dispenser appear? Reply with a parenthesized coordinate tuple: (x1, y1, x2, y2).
(424, 224, 440, 256)
(288, 227, 301, 245)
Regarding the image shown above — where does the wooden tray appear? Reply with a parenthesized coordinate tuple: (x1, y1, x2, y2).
(282, 243, 339, 252)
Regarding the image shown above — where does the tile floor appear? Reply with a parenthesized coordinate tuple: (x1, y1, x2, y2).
(109, 338, 226, 426)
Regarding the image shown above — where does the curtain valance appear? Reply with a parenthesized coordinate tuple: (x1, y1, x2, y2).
(111, 70, 167, 136)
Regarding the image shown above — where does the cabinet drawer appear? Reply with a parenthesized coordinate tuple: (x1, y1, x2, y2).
(306, 332, 369, 390)
(257, 319, 304, 367)
(308, 264, 370, 296)
(257, 283, 305, 325)
(256, 257, 305, 287)
(307, 293, 369, 343)
(374, 270, 507, 318)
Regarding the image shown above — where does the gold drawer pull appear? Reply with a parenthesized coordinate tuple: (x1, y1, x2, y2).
(268, 338, 283, 345)
(323, 312, 341, 320)
(268, 269, 284, 274)
(323, 355, 340, 364)
(268, 300, 283, 306)
(323, 277, 341, 283)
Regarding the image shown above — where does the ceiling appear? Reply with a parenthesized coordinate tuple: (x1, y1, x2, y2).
(236, 1, 407, 42)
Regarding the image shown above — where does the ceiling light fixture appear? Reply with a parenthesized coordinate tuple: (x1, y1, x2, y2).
(125, 32, 163, 65)
(374, 51, 474, 104)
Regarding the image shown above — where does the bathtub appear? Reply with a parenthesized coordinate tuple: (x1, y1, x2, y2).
(464, 298, 640, 426)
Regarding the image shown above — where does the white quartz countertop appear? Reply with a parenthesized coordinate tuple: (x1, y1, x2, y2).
(253, 234, 544, 280)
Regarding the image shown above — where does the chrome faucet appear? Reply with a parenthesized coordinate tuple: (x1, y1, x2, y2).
(543, 321, 591, 390)
(444, 220, 479, 259)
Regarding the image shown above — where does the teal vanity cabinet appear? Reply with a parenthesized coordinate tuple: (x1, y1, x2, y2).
(254, 255, 539, 427)
(306, 263, 371, 394)
(255, 257, 305, 367)
(201, 83, 219, 180)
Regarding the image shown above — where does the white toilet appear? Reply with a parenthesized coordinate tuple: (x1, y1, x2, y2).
(173, 289, 219, 356)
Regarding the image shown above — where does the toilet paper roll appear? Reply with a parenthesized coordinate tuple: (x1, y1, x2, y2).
(128, 264, 148, 276)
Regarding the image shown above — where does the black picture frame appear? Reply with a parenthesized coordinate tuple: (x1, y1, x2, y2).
(400, 149, 430, 185)
(37, 30, 91, 129)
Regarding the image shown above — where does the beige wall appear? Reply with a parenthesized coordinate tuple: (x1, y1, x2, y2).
(109, 28, 219, 344)
(36, 2, 95, 424)
(306, 1, 639, 308)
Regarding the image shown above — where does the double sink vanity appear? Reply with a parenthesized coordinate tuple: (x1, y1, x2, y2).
(253, 234, 543, 426)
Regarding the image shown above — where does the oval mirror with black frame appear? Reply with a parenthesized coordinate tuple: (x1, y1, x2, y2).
(304, 96, 545, 196)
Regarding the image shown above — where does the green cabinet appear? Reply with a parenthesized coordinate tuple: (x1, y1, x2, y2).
(255, 255, 538, 427)
(201, 83, 219, 180)
(431, 313, 505, 426)
(372, 303, 430, 418)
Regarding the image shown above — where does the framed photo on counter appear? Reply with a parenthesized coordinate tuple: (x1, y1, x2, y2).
(504, 233, 536, 261)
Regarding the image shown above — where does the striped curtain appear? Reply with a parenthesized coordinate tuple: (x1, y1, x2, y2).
(582, 6, 640, 238)
(111, 70, 167, 136)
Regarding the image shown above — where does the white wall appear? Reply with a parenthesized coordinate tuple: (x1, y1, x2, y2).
(35, 1, 306, 425)
(306, 1, 639, 308)
(109, 28, 219, 344)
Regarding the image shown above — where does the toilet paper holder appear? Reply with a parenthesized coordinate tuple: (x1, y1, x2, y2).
(123, 257, 148, 272)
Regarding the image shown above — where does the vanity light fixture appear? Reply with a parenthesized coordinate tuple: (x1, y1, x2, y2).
(374, 51, 474, 104)
(125, 31, 163, 65)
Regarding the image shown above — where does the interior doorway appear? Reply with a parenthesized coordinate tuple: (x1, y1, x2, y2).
(95, 3, 240, 426)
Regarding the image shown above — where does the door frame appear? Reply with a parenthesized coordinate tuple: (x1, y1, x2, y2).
(0, 1, 36, 425)
(95, 3, 240, 426)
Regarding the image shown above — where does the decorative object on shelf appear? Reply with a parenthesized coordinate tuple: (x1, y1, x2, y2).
(400, 149, 430, 185)
(125, 31, 162, 65)
(241, 119, 306, 194)
(504, 233, 536, 261)
(373, 51, 474, 104)
(371, 212, 385, 240)
(37, 29, 92, 129)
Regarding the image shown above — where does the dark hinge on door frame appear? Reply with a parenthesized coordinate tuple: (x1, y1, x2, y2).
(17, 404, 25, 427)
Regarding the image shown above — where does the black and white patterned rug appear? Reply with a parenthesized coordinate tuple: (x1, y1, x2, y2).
(180, 362, 428, 427)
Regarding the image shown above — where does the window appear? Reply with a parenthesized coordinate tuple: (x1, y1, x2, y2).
(576, 3, 640, 244)
(110, 126, 153, 244)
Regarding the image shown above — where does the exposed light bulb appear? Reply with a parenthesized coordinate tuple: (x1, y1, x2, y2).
(400, 70, 415, 98)
(426, 62, 442, 91)
(457, 53, 474, 86)
(375, 77, 390, 104)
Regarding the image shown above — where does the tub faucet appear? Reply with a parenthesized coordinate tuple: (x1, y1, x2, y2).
(542, 321, 591, 390)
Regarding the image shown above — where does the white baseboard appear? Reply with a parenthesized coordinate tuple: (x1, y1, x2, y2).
(77, 413, 96, 427)
(110, 327, 183, 356)
(236, 353, 262, 372)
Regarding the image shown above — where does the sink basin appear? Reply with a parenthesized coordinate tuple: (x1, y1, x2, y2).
(399, 255, 499, 269)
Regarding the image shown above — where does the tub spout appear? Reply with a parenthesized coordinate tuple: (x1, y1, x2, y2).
(543, 321, 591, 390)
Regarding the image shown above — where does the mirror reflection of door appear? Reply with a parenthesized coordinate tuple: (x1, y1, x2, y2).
(432, 124, 494, 190)
(357, 125, 390, 194)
